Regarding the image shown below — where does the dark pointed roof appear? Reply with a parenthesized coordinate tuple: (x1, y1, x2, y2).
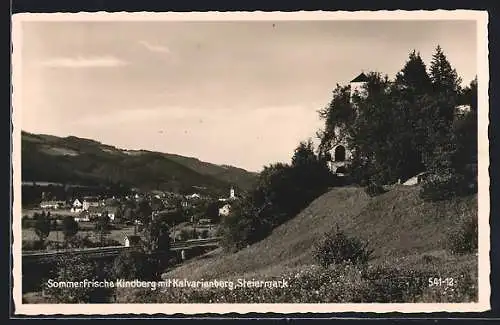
(350, 72, 369, 83)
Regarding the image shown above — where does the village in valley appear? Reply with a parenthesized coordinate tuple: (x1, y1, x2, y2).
(22, 183, 238, 251)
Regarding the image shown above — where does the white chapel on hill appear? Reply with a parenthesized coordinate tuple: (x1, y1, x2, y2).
(327, 72, 369, 175)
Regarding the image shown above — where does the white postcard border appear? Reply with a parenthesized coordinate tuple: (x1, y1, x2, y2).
(11, 10, 490, 315)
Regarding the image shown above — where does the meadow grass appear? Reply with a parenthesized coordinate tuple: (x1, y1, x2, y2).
(116, 252, 477, 303)
(115, 185, 478, 303)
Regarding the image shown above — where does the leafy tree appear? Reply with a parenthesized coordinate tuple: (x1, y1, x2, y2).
(123, 206, 135, 223)
(200, 229, 209, 239)
(141, 213, 171, 253)
(162, 207, 186, 226)
(151, 197, 165, 212)
(221, 140, 333, 251)
(113, 248, 152, 280)
(347, 71, 396, 184)
(317, 84, 354, 154)
(114, 206, 123, 222)
(220, 196, 273, 252)
(135, 199, 153, 226)
(291, 139, 318, 167)
(33, 211, 51, 244)
(178, 228, 192, 241)
(205, 200, 223, 222)
(94, 211, 111, 245)
(289, 140, 334, 213)
(22, 215, 30, 228)
(254, 162, 296, 223)
(154, 215, 172, 252)
(62, 215, 79, 242)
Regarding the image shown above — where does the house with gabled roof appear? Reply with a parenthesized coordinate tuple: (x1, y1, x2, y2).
(71, 199, 83, 213)
(102, 206, 120, 222)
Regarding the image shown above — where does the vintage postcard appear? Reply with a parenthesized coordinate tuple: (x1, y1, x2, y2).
(11, 10, 490, 315)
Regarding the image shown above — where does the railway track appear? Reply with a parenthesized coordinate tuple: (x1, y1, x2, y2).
(22, 237, 221, 262)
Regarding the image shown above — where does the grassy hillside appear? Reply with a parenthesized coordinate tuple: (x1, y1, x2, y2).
(164, 185, 477, 280)
(21, 131, 258, 194)
(113, 185, 478, 303)
(167, 187, 370, 279)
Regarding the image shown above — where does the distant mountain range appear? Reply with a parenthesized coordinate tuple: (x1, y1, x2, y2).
(21, 131, 258, 195)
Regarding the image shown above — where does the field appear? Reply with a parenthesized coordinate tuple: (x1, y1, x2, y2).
(22, 208, 75, 219)
(171, 223, 219, 240)
(22, 224, 137, 245)
(116, 185, 479, 303)
(22, 211, 219, 246)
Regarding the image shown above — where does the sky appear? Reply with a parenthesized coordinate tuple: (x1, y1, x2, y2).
(18, 19, 477, 172)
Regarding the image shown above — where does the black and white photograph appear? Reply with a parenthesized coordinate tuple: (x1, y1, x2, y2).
(12, 11, 489, 314)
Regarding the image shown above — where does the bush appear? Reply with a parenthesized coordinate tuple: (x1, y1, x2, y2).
(447, 215, 478, 255)
(419, 173, 472, 201)
(22, 239, 45, 251)
(44, 255, 114, 303)
(219, 198, 274, 252)
(364, 181, 387, 197)
(360, 265, 434, 302)
(34, 212, 51, 242)
(101, 238, 122, 247)
(62, 215, 79, 241)
(178, 229, 192, 241)
(200, 229, 209, 239)
(45, 241, 65, 251)
(64, 235, 97, 249)
(313, 225, 374, 268)
(22, 215, 32, 228)
(114, 247, 167, 281)
(113, 248, 150, 280)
